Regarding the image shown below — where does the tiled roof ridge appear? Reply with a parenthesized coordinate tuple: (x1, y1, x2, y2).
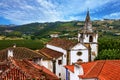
(83, 61, 105, 78)
(96, 61, 106, 78)
(83, 61, 97, 76)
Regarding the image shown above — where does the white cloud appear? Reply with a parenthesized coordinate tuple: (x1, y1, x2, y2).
(0, 0, 119, 24)
(103, 12, 120, 19)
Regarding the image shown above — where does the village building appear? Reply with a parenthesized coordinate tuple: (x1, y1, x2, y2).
(0, 46, 59, 80)
(38, 10, 98, 80)
(0, 57, 59, 80)
(65, 60, 120, 80)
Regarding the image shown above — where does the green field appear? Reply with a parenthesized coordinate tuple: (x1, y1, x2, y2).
(0, 40, 44, 50)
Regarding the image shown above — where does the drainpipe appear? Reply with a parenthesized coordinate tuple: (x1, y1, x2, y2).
(66, 69, 69, 80)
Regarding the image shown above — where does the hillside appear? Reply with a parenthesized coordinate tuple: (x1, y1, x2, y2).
(0, 20, 120, 39)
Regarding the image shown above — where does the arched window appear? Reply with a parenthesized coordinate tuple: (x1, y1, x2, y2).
(77, 59, 83, 62)
(89, 36, 93, 42)
(77, 52, 82, 56)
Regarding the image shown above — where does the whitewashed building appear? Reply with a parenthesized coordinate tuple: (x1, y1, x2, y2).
(38, 10, 98, 80)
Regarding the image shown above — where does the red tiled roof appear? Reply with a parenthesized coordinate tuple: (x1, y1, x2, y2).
(0, 47, 47, 61)
(39, 48, 63, 59)
(28, 61, 58, 79)
(79, 60, 120, 80)
(47, 38, 76, 50)
(0, 57, 59, 80)
(64, 65, 74, 73)
(80, 61, 96, 75)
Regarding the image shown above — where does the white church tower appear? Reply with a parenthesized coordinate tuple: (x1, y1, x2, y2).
(78, 10, 98, 61)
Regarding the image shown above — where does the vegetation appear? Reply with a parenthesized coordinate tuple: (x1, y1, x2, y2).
(95, 36, 120, 60)
(0, 40, 44, 50)
(0, 20, 120, 60)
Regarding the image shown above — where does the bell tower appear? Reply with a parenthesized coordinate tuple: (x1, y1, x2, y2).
(78, 10, 98, 61)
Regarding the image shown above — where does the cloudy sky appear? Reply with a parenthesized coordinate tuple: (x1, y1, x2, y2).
(0, 0, 120, 25)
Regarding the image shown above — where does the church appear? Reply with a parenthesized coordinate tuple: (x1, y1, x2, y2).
(38, 10, 98, 80)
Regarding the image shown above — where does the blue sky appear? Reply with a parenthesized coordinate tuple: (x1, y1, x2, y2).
(0, 0, 120, 25)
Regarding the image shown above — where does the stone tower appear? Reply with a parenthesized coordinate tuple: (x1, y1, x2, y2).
(78, 10, 98, 61)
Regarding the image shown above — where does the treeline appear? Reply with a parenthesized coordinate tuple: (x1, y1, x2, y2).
(95, 36, 120, 60)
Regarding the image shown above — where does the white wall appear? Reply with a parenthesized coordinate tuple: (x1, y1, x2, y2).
(46, 44, 67, 80)
(46, 44, 67, 54)
(70, 43, 89, 64)
(42, 60, 53, 72)
(78, 33, 98, 43)
(90, 44, 98, 61)
(56, 57, 66, 80)
(69, 65, 84, 80)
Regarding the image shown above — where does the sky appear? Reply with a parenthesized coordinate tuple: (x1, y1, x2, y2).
(0, 0, 120, 25)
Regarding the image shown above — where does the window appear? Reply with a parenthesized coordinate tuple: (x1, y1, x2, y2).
(58, 60, 62, 65)
(77, 59, 83, 62)
(77, 52, 82, 56)
(89, 36, 93, 42)
(59, 73, 61, 76)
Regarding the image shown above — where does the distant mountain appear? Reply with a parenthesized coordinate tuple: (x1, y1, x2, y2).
(0, 20, 119, 38)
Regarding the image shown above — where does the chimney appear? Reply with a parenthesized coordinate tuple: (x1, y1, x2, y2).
(8, 50, 13, 57)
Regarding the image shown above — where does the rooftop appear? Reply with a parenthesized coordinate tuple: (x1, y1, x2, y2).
(47, 38, 76, 50)
(80, 60, 120, 80)
(0, 47, 47, 61)
(0, 57, 59, 80)
(39, 47, 63, 59)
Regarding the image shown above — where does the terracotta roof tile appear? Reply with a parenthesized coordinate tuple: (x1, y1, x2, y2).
(64, 65, 74, 73)
(79, 60, 120, 80)
(0, 47, 47, 61)
(39, 48, 63, 59)
(28, 61, 58, 79)
(47, 38, 76, 50)
(0, 58, 59, 80)
(81, 61, 96, 74)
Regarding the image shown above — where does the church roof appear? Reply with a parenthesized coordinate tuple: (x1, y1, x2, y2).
(39, 47, 63, 59)
(79, 60, 120, 80)
(0, 47, 47, 61)
(47, 38, 76, 50)
(0, 57, 59, 80)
